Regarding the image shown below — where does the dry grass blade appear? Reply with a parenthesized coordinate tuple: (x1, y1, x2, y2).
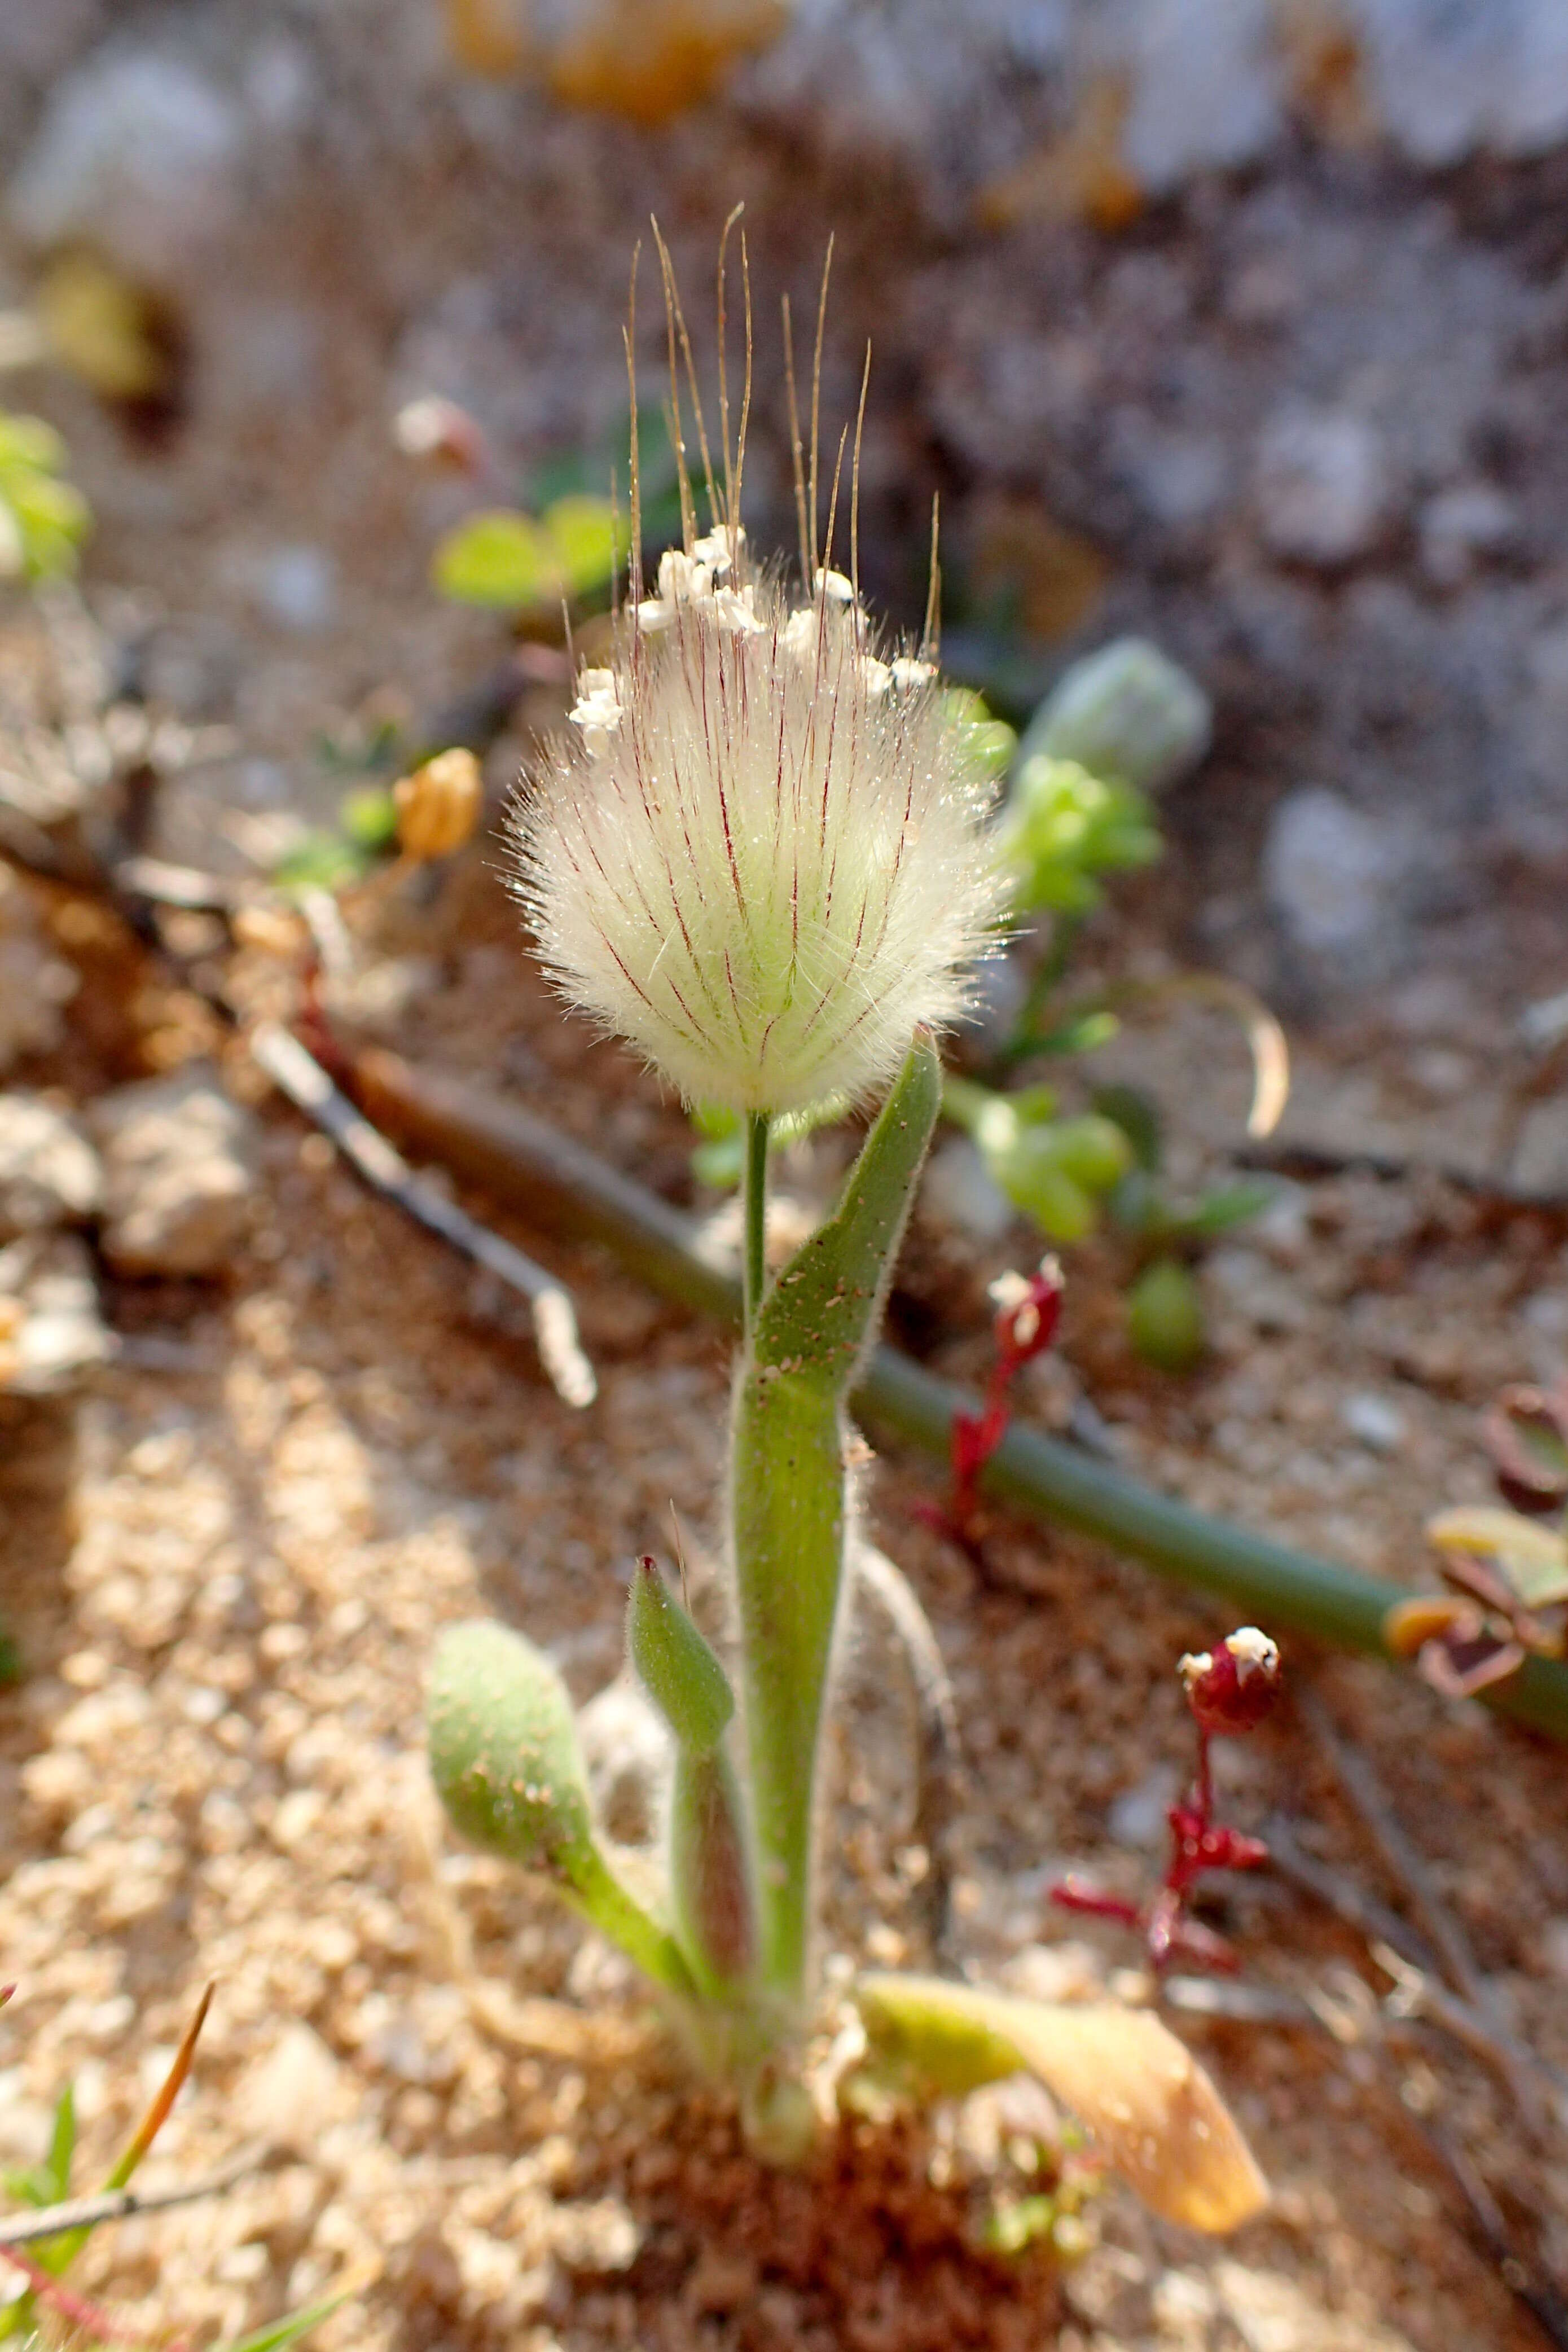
(109, 1982, 212, 2189)
(1117, 971, 1290, 1140)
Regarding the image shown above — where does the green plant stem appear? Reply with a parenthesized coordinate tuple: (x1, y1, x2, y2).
(743, 1111, 770, 1333)
(346, 1046, 1568, 1744)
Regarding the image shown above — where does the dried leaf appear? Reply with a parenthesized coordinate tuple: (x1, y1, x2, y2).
(855, 1973, 1267, 2233)
(1426, 1507, 1568, 1612)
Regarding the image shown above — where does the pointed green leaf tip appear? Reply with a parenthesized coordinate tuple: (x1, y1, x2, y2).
(427, 1621, 594, 1881)
(627, 1557, 735, 1755)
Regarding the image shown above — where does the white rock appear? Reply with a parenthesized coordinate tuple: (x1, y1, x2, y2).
(1418, 482, 1518, 586)
(7, 47, 244, 280)
(1355, 0, 1568, 166)
(0, 1233, 110, 1394)
(1112, 0, 1281, 193)
(1020, 634, 1213, 794)
(921, 1136, 1016, 1244)
(576, 1677, 671, 1848)
(239, 2022, 345, 2156)
(0, 1096, 101, 1236)
(1263, 787, 1397, 955)
(90, 1065, 258, 1277)
(1255, 406, 1390, 566)
(1341, 1390, 1406, 1454)
(256, 544, 337, 633)
(1108, 1761, 1180, 1852)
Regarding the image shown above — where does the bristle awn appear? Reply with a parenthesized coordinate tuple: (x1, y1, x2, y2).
(650, 217, 696, 555)
(782, 294, 811, 589)
(822, 424, 849, 586)
(850, 339, 871, 644)
(717, 203, 744, 536)
(623, 243, 643, 621)
(733, 230, 754, 571)
(809, 235, 834, 584)
(561, 593, 575, 673)
(921, 493, 941, 664)
(609, 460, 621, 623)
(812, 423, 850, 695)
(652, 219, 715, 542)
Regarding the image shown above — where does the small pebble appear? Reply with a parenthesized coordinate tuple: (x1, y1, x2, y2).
(1341, 1391, 1406, 1454)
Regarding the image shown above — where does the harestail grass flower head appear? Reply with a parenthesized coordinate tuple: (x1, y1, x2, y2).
(432, 225, 1267, 2234)
(509, 240, 1004, 1116)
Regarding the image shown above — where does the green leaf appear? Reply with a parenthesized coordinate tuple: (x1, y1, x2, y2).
(732, 1038, 941, 1995)
(1426, 1510, 1568, 1610)
(339, 786, 398, 853)
(270, 830, 370, 896)
(0, 409, 90, 583)
(44, 2085, 74, 2204)
(854, 1973, 1267, 2233)
(427, 1620, 695, 1996)
(433, 509, 560, 608)
(1166, 1180, 1275, 1239)
(213, 2286, 354, 2352)
(542, 494, 627, 598)
(627, 1559, 734, 1756)
(432, 497, 628, 612)
(1017, 637, 1211, 794)
(995, 757, 1162, 918)
(1127, 1257, 1205, 1374)
(1092, 1082, 1163, 1173)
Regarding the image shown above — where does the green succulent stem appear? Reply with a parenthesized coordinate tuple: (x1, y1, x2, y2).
(743, 1111, 771, 1331)
(732, 1037, 942, 1999)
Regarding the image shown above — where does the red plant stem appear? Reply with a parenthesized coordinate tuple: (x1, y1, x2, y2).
(0, 2243, 150, 2345)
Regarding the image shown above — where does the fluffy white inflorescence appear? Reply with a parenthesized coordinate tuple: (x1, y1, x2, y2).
(511, 538, 1005, 1114)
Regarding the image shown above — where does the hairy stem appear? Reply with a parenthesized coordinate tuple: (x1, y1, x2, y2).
(732, 1041, 941, 1999)
(743, 1111, 770, 1332)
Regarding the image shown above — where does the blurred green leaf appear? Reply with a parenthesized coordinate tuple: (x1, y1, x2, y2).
(270, 831, 369, 896)
(0, 411, 90, 584)
(996, 756, 1162, 918)
(689, 1096, 845, 1191)
(942, 688, 1017, 783)
(213, 2288, 353, 2352)
(433, 508, 559, 608)
(432, 495, 629, 612)
(339, 785, 399, 853)
(983, 2192, 1059, 2258)
(1167, 1180, 1276, 1240)
(542, 493, 627, 598)
(1093, 1083, 1163, 1173)
(1127, 1257, 1205, 1374)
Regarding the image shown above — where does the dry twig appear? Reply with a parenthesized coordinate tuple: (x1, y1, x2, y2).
(249, 1021, 595, 1410)
(0, 2144, 270, 2250)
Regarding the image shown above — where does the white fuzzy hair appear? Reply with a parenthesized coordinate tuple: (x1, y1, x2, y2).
(510, 559, 1005, 1116)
